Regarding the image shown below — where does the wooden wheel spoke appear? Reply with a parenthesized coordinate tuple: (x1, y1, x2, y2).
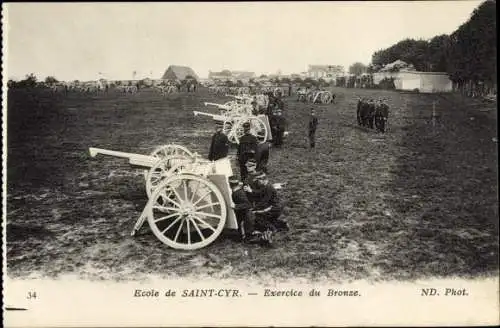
(152, 205, 179, 212)
(191, 215, 217, 232)
(196, 202, 220, 211)
(155, 212, 180, 223)
(161, 216, 183, 234)
(183, 180, 189, 201)
(171, 187, 185, 202)
(186, 219, 191, 244)
(189, 217, 205, 241)
(173, 218, 184, 242)
(194, 211, 222, 220)
(158, 191, 182, 208)
(190, 181, 201, 202)
(193, 190, 212, 206)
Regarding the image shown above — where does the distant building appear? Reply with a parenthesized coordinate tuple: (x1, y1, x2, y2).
(373, 70, 453, 93)
(232, 71, 256, 81)
(162, 65, 199, 81)
(209, 70, 255, 82)
(308, 65, 345, 80)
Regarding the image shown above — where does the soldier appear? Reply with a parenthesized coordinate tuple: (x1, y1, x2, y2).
(208, 123, 230, 161)
(367, 99, 376, 129)
(375, 98, 389, 133)
(272, 109, 286, 147)
(237, 122, 258, 182)
(356, 98, 363, 126)
(251, 173, 289, 233)
(251, 97, 259, 116)
(229, 176, 263, 243)
(308, 108, 319, 149)
(256, 141, 271, 174)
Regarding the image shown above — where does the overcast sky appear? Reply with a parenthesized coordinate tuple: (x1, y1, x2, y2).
(4, 1, 483, 81)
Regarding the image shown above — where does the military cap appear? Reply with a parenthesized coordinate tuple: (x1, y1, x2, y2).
(228, 175, 240, 185)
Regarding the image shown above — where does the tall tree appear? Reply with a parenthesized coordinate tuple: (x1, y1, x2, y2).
(349, 62, 368, 75)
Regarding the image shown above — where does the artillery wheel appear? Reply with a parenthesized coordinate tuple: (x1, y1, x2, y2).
(145, 157, 194, 198)
(321, 91, 333, 104)
(233, 117, 268, 144)
(147, 174, 227, 250)
(150, 144, 193, 159)
(143, 145, 194, 179)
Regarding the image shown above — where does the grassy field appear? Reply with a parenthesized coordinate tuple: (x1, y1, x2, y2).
(6, 86, 498, 282)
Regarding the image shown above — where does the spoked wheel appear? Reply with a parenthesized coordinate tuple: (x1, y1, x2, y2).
(150, 144, 193, 159)
(143, 145, 194, 179)
(321, 92, 332, 104)
(222, 119, 237, 144)
(145, 157, 194, 198)
(147, 174, 227, 250)
(233, 117, 268, 144)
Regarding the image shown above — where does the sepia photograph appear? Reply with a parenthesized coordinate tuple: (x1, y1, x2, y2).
(2, 1, 498, 326)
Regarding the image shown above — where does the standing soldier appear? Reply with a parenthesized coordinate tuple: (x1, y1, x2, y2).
(256, 141, 271, 174)
(375, 98, 389, 133)
(208, 123, 230, 161)
(308, 108, 319, 149)
(273, 110, 286, 147)
(237, 122, 258, 182)
(367, 99, 376, 129)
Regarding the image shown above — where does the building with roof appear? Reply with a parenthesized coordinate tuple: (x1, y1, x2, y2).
(162, 65, 199, 81)
(373, 69, 452, 93)
(307, 65, 345, 80)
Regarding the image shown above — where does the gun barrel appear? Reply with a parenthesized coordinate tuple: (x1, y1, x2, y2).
(89, 147, 158, 168)
(193, 111, 227, 122)
(204, 102, 227, 108)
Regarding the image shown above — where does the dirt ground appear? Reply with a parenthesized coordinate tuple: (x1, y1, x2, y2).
(6, 86, 498, 283)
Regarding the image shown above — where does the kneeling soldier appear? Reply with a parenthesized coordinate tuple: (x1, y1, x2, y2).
(229, 176, 262, 243)
(251, 173, 289, 233)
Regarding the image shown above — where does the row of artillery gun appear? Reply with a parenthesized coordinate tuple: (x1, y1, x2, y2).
(88, 94, 283, 250)
(194, 94, 273, 144)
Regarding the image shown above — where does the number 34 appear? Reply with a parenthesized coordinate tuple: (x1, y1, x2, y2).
(26, 291, 37, 300)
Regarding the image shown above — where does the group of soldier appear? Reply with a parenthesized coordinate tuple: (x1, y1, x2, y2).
(356, 97, 390, 133)
(208, 119, 289, 246)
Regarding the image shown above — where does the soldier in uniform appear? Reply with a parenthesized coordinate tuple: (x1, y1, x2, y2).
(256, 141, 271, 174)
(374, 98, 389, 133)
(308, 108, 318, 149)
(251, 173, 289, 234)
(237, 122, 258, 182)
(271, 109, 286, 147)
(229, 176, 263, 243)
(367, 99, 376, 129)
(208, 123, 230, 161)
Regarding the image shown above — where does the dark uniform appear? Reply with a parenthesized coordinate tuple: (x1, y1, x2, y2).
(367, 101, 376, 129)
(237, 125, 258, 182)
(252, 180, 288, 233)
(308, 112, 318, 148)
(374, 101, 389, 133)
(272, 112, 286, 147)
(255, 142, 271, 174)
(356, 99, 363, 126)
(229, 178, 255, 240)
(208, 129, 230, 161)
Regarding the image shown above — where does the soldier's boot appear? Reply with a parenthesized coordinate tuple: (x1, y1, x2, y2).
(273, 219, 290, 232)
(245, 231, 264, 244)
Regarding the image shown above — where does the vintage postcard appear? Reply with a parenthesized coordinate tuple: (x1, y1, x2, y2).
(2, 2, 498, 326)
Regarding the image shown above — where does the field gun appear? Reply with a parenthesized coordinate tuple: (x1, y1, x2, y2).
(194, 109, 271, 145)
(89, 144, 239, 250)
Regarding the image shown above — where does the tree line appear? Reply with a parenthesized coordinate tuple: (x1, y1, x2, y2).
(367, 0, 496, 95)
